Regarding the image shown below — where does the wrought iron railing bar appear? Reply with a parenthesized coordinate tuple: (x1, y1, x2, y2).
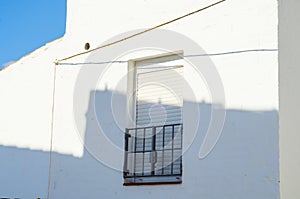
(142, 128, 146, 175)
(123, 128, 129, 177)
(134, 128, 137, 176)
(126, 123, 181, 130)
(124, 173, 182, 178)
(151, 127, 156, 175)
(171, 125, 175, 175)
(180, 124, 183, 174)
(131, 148, 182, 153)
(162, 126, 165, 175)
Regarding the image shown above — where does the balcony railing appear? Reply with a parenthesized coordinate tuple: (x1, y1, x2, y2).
(123, 123, 183, 184)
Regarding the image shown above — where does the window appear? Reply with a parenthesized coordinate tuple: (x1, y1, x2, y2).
(124, 51, 184, 185)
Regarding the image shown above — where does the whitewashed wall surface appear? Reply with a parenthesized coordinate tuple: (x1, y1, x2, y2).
(0, 0, 279, 199)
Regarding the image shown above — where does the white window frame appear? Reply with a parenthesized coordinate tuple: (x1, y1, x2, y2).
(124, 51, 184, 185)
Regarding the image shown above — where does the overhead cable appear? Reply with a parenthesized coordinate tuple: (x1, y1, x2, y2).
(56, 0, 226, 63)
(57, 48, 277, 66)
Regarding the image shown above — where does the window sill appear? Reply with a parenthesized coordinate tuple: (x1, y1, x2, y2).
(123, 181, 182, 186)
(123, 175, 182, 186)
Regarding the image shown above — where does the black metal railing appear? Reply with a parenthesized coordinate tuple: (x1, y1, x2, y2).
(123, 123, 183, 180)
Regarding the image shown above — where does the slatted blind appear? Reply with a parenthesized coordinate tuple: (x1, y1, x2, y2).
(135, 66, 184, 127)
(133, 66, 183, 178)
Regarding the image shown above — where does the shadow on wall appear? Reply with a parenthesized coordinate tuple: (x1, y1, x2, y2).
(0, 90, 279, 199)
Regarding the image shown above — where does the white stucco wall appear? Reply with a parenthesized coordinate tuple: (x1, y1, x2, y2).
(0, 0, 279, 198)
(0, 40, 60, 199)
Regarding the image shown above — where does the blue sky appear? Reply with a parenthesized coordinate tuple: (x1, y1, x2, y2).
(0, 0, 66, 69)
